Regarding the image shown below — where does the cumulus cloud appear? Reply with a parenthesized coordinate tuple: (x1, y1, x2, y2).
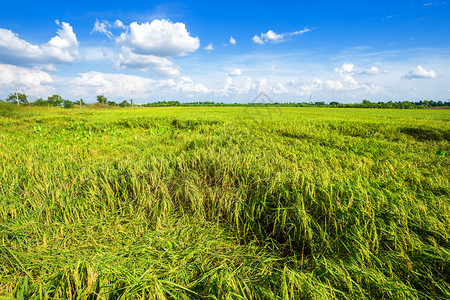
(116, 19, 200, 57)
(402, 65, 437, 79)
(253, 30, 283, 44)
(216, 76, 293, 97)
(158, 76, 210, 94)
(93, 19, 200, 76)
(335, 64, 389, 76)
(359, 66, 390, 75)
(253, 28, 310, 44)
(296, 63, 385, 95)
(0, 64, 54, 97)
(74, 71, 156, 99)
(0, 20, 79, 66)
(116, 46, 180, 77)
(229, 36, 236, 45)
(334, 63, 355, 75)
(114, 19, 126, 29)
(252, 35, 264, 44)
(298, 79, 343, 94)
(204, 43, 214, 51)
(228, 68, 242, 76)
(73, 71, 209, 100)
(270, 83, 288, 94)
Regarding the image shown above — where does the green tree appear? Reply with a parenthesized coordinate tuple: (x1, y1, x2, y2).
(33, 98, 50, 107)
(119, 100, 130, 107)
(7, 93, 28, 105)
(63, 100, 74, 109)
(97, 95, 107, 105)
(48, 95, 63, 107)
(74, 99, 85, 108)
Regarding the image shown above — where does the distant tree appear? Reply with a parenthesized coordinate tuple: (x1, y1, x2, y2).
(97, 95, 107, 105)
(7, 93, 28, 105)
(33, 98, 50, 107)
(168, 101, 180, 106)
(74, 99, 85, 108)
(329, 101, 340, 106)
(63, 100, 74, 109)
(48, 95, 63, 107)
(314, 101, 325, 106)
(107, 100, 117, 106)
(119, 100, 130, 107)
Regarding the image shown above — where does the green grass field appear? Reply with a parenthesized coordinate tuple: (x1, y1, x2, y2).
(1, 105, 449, 299)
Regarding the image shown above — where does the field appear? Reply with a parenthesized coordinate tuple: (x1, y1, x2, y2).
(0, 105, 449, 299)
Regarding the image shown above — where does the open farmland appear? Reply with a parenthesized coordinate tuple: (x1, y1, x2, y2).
(0, 106, 449, 299)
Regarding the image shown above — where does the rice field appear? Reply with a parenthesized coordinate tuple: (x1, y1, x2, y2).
(0, 105, 449, 299)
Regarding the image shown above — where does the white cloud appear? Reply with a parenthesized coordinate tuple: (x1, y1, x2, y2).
(402, 65, 437, 79)
(359, 66, 390, 75)
(169, 76, 210, 94)
(204, 43, 214, 51)
(116, 46, 180, 77)
(73, 71, 156, 99)
(252, 35, 264, 44)
(270, 83, 288, 94)
(253, 28, 310, 44)
(296, 63, 385, 95)
(92, 20, 113, 39)
(228, 68, 242, 76)
(114, 19, 126, 29)
(92, 19, 128, 39)
(0, 20, 79, 66)
(93, 19, 199, 76)
(262, 30, 284, 42)
(0, 64, 54, 97)
(290, 28, 311, 36)
(72, 71, 210, 101)
(334, 63, 355, 75)
(116, 19, 200, 57)
(229, 36, 236, 45)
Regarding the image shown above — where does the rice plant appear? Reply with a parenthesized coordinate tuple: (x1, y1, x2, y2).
(0, 107, 449, 299)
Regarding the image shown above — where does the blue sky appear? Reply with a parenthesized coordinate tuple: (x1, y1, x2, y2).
(0, 0, 449, 103)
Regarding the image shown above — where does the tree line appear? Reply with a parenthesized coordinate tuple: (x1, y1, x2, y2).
(2, 93, 449, 109)
(1, 94, 135, 108)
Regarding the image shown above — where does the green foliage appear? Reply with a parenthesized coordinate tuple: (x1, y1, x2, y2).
(33, 98, 50, 107)
(6, 92, 28, 104)
(47, 94, 63, 106)
(0, 107, 449, 299)
(74, 99, 85, 107)
(97, 95, 107, 104)
(119, 100, 131, 107)
(63, 100, 74, 109)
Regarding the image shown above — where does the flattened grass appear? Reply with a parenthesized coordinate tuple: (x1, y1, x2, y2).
(1, 107, 449, 299)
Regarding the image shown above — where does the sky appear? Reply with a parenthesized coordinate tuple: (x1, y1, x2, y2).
(0, 0, 449, 103)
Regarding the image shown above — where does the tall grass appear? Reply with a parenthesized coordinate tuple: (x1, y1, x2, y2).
(0, 107, 449, 299)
